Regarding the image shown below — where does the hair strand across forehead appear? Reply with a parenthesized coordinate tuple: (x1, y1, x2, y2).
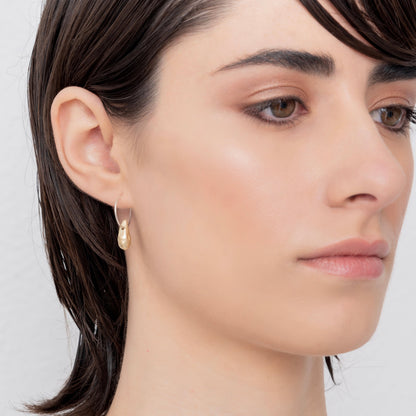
(299, 0, 416, 66)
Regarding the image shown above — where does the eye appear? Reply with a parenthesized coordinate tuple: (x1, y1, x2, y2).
(380, 107, 404, 127)
(370, 105, 416, 133)
(243, 96, 307, 127)
(269, 98, 297, 118)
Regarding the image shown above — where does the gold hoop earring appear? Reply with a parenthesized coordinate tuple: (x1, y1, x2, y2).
(114, 197, 132, 250)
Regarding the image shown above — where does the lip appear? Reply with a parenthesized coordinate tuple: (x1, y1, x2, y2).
(298, 237, 390, 260)
(299, 256, 384, 279)
(297, 237, 390, 279)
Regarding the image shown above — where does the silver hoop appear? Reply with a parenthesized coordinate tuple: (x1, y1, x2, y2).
(114, 197, 132, 227)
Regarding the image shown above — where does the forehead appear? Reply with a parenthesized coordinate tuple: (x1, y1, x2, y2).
(160, 0, 375, 80)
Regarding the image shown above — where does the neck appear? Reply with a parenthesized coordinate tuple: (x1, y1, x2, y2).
(108, 258, 328, 416)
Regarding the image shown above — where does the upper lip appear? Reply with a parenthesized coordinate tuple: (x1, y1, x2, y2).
(298, 237, 390, 260)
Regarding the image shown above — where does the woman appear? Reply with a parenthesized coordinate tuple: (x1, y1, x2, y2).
(25, 0, 416, 415)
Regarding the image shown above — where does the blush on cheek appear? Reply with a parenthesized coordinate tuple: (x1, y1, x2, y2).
(134, 116, 304, 289)
(175, 140, 294, 250)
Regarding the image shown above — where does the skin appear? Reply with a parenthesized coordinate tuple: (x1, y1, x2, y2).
(50, 0, 415, 415)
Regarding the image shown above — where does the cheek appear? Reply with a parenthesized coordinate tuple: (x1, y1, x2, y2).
(130, 117, 312, 337)
(133, 122, 298, 276)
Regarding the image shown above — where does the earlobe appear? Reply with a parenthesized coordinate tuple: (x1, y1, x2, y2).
(50, 86, 124, 206)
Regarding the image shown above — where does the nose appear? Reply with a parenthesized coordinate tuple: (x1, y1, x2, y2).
(324, 104, 409, 213)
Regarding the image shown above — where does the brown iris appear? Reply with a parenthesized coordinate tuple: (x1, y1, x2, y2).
(270, 98, 297, 118)
(380, 107, 404, 127)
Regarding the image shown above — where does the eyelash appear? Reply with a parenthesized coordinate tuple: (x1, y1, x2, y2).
(372, 106, 416, 135)
(243, 96, 416, 135)
(243, 96, 306, 129)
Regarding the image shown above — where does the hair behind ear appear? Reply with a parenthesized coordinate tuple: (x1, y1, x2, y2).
(24, 159, 129, 414)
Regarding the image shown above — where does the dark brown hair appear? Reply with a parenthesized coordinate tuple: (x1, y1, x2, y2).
(25, 1, 416, 415)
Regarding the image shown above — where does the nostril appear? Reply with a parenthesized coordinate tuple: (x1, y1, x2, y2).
(349, 193, 376, 202)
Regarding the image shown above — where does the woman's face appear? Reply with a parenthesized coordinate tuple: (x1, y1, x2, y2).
(120, 0, 415, 355)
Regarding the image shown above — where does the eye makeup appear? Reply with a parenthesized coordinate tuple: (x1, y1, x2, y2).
(242, 94, 416, 136)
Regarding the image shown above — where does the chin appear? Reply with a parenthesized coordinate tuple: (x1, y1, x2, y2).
(302, 324, 380, 356)
(261, 316, 382, 357)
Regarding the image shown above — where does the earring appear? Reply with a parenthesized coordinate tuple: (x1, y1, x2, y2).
(114, 197, 132, 250)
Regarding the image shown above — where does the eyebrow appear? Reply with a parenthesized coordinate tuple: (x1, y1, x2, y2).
(212, 49, 335, 76)
(368, 63, 416, 86)
(212, 48, 416, 86)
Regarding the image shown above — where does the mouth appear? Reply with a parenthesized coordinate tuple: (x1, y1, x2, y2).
(297, 237, 390, 279)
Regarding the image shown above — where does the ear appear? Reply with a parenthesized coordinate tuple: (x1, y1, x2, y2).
(50, 86, 132, 209)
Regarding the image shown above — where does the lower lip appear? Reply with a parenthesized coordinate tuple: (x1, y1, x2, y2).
(298, 256, 384, 279)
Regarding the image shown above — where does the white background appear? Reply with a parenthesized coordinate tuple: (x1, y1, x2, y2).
(0, 1, 415, 415)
